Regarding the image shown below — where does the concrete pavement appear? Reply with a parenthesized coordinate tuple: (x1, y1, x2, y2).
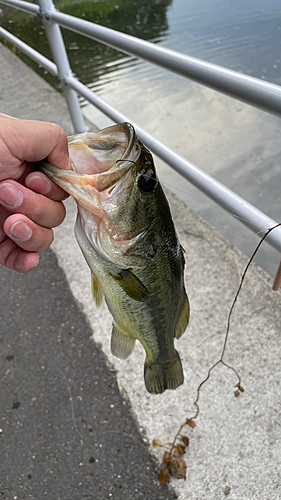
(1, 42, 281, 500)
(0, 248, 173, 500)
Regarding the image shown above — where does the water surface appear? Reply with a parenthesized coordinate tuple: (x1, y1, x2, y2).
(1, 0, 281, 276)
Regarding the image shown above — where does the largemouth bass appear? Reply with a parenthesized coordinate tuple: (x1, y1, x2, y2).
(41, 123, 189, 394)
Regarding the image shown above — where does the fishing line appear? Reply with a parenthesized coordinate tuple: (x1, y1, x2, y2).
(181, 332, 222, 360)
(161, 222, 281, 484)
(157, 174, 279, 239)
(115, 159, 137, 166)
(158, 178, 270, 234)
(115, 157, 273, 241)
(115, 156, 281, 287)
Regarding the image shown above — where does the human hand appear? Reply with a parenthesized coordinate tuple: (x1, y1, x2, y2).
(0, 113, 70, 273)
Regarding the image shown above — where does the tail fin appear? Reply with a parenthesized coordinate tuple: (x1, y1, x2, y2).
(144, 350, 184, 394)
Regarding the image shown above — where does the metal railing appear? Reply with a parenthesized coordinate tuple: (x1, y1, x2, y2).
(0, 0, 281, 252)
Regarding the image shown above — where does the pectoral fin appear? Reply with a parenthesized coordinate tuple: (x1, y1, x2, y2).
(175, 291, 190, 339)
(111, 269, 149, 302)
(111, 323, 136, 359)
(91, 272, 103, 308)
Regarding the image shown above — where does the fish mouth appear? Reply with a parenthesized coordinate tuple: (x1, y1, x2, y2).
(39, 122, 140, 215)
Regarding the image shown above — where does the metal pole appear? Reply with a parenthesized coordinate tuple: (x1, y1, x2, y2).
(37, 0, 87, 133)
(0, 27, 57, 74)
(0, 0, 38, 15)
(66, 75, 281, 253)
(50, 10, 281, 119)
(1, 0, 281, 118)
(1, 2, 280, 252)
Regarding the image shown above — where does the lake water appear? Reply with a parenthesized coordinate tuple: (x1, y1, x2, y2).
(1, 0, 281, 277)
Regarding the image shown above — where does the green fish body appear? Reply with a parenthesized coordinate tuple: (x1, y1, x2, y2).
(41, 123, 189, 394)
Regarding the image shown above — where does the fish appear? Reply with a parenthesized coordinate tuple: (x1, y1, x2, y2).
(40, 122, 190, 394)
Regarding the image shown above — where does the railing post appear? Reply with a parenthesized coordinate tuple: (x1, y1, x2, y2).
(37, 0, 87, 133)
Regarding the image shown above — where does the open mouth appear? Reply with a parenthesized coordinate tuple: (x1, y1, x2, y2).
(68, 122, 135, 175)
(39, 122, 140, 214)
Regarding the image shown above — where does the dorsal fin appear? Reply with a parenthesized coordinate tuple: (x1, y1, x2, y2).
(175, 291, 190, 339)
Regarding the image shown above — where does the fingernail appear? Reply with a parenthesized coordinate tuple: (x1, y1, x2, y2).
(26, 175, 51, 195)
(0, 183, 23, 208)
(9, 221, 33, 241)
(30, 257, 40, 270)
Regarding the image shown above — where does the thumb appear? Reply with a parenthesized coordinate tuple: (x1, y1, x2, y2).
(0, 114, 70, 170)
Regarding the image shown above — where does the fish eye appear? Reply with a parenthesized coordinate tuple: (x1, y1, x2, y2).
(138, 170, 158, 193)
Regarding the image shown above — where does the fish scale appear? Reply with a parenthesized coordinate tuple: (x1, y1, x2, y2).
(40, 122, 190, 394)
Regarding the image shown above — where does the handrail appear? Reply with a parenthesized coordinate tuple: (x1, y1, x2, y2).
(0, 0, 86, 132)
(0, 27, 57, 75)
(1, 0, 281, 118)
(0, 0, 38, 14)
(0, 1, 281, 254)
(50, 11, 281, 119)
(66, 75, 281, 252)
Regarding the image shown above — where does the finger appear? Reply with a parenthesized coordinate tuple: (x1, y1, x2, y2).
(0, 180, 66, 228)
(0, 115, 70, 171)
(4, 214, 54, 253)
(0, 235, 39, 273)
(0, 204, 9, 242)
(25, 171, 69, 201)
(0, 207, 39, 272)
